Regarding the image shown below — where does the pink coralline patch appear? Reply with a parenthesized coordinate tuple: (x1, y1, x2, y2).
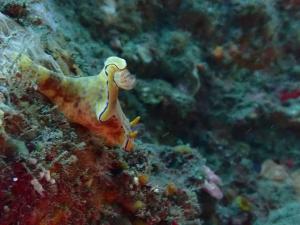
(203, 165, 222, 185)
(202, 166, 223, 200)
(282, 158, 295, 169)
(203, 180, 223, 200)
(279, 89, 300, 102)
(171, 220, 179, 225)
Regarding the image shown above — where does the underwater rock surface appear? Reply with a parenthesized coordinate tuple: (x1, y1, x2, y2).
(1, 0, 300, 224)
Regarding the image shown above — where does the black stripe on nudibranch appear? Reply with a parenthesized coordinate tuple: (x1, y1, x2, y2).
(124, 138, 130, 151)
(105, 63, 121, 87)
(99, 63, 122, 122)
(98, 79, 109, 122)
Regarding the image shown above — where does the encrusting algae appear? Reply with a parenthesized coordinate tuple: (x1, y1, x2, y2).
(17, 54, 140, 151)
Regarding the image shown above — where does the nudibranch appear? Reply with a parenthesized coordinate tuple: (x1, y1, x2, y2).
(18, 54, 140, 151)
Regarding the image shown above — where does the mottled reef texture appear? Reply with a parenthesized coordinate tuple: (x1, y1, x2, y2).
(1, 0, 300, 225)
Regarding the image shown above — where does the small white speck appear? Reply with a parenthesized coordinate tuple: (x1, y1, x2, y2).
(50, 179, 56, 184)
(3, 205, 9, 212)
(133, 176, 139, 185)
(12, 177, 18, 182)
(28, 158, 37, 165)
(153, 188, 159, 193)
